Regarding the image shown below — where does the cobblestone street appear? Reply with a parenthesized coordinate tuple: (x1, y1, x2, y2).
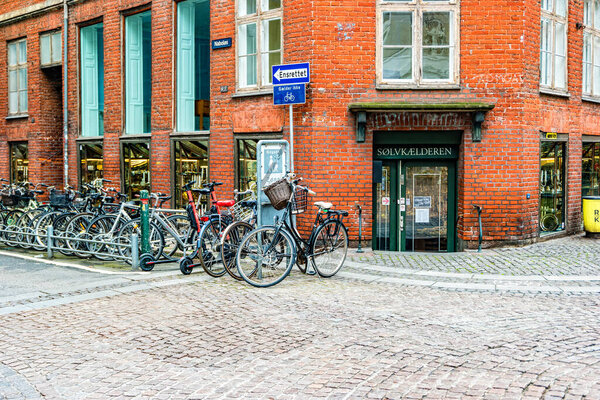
(1, 241, 600, 400)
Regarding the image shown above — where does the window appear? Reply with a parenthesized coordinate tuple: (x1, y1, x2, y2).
(173, 140, 208, 207)
(125, 11, 151, 134)
(237, 139, 258, 191)
(7, 39, 27, 115)
(540, 140, 566, 233)
(540, 0, 567, 92)
(10, 142, 28, 184)
(177, 0, 210, 132)
(122, 142, 150, 199)
(583, 0, 600, 98)
(80, 23, 104, 137)
(40, 31, 61, 67)
(236, 0, 282, 90)
(79, 142, 103, 187)
(377, 0, 459, 87)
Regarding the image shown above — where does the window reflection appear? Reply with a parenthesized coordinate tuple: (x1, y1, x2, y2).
(122, 142, 150, 200)
(174, 140, 208, 208)
(10, 142, 28, 184)
(540, 141, 566, 232)
(79, 143, 103, 187)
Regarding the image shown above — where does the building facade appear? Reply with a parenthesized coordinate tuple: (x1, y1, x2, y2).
(0, 0, 599, 251)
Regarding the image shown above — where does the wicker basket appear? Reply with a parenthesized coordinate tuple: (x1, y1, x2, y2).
(1, 194, 18, 207)
(263, 178, 292, 210)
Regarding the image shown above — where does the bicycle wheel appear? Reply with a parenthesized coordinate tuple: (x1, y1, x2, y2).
(161, 214, 191, 259)
(310, 220, 348, 278)
(4, 210, 24, 247)
(236, 226, 296, 287)
(220, 221, 253, 280)
(33, 211, 59, 249)
(84, 215, 124, 260)
(196, 219, 228, 277)
(117, 219, 165, 263)
(53, 212, 77, 256)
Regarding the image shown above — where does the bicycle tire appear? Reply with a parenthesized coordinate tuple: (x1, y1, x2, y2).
(33, 211, 60, 249)
(117, 219, 165, 264)
(53, 212, 77, 256)
(64, 213, 99, 258)
(235, 226, 296, 287)
(85, 214, 124, 259)
(220, 221, 253, 280)
(310, 220, 348, 278)
(4, 210, 24, 247)
(161, 214, 192, 259)
(196, 219, 228, 277)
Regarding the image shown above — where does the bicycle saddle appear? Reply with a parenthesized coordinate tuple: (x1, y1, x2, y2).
(239, 200, 257, 208)
(192, 188, 211, 195)
(216, 200, 235, 207)
(314, 201, 333, 210)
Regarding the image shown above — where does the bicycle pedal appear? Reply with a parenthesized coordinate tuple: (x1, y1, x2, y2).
(306, 269, 316, 276)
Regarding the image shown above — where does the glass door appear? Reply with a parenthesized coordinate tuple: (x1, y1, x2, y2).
(374, 161, 400, 251)
(401, 161, 455, 252)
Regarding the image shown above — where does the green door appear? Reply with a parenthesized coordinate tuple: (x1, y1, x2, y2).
(401, 160, 456, 252)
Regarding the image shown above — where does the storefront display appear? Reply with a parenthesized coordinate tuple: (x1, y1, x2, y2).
(540, 141, 565, 232)
(582, 142, 600, 197)
(237, 139, 258, 192)
(173, 139, 208, 207)
(79, 142, 103, 187)
(10, 142, 28, 184)
(122, 142, 150, 199)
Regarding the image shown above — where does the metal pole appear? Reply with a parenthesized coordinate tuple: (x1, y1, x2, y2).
(47, 225, 54, 259)
(289, 104, 294, 172)
(473, 205, 483, 252)
(62, 0, 69, 187)
(140, 190, 151, 254)
(356, 204, 363, 253)
(131, 233, 139, 270)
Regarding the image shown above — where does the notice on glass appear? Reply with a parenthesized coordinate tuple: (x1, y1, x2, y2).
(415, 208, 430, 224)
(413, 196, 432, 208)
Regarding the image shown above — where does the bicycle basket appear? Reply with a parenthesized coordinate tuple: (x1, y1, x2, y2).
(231, 193, 256, 222)
(50, 191, 70, 207)
(291, 187, 308, 215)
(1, 194, 18, 207)
(263, 178, 292, 210)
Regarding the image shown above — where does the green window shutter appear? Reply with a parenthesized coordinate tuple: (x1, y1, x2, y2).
(177, 1, 196, 132)
(126, 15, 144, 134)
(81, 26, 99, 137)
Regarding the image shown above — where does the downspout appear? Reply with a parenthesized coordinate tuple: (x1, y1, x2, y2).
(62, 0, 68, 188)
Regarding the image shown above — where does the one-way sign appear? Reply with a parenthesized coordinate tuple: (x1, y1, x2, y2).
(272, 62, 310, 85)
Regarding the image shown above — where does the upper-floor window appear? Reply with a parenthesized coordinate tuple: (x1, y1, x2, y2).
(377, 0, 459, 88)
(583, 0, 600, 98)
(40, 30, 61, 67)
(540, 0, 567, 92)
(125, 10, 151, 134)
(177, 0, 210, 132)
(80, 23, 104, 137)
(7, 38, 27, 115)
(236, 0, 282, 91)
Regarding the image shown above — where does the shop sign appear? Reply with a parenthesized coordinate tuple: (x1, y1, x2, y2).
(545, 132, 558, 139)
(375, 146, 458, 159)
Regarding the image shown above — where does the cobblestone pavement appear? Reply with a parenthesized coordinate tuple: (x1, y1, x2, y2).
(350, 234, 600, 276)
(1, 272, 600, 399)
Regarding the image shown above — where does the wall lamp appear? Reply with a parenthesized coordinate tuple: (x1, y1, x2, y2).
(472, 111, 485, 142)
(356, 111, 366, 143)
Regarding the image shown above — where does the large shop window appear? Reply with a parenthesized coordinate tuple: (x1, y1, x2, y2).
(10, 142, 28, 184)
(125, 11, 152, 134)
(79, 143, 103, 187)
(583, 0, 600, 98)
(540, 0, 567, 92)
(540, 141, 566, 233)
(80, 23, 104, 137)
(177, 0, 210, 132)
(122, 142, 150, 200)
(237, 139, 258, 192)
(377, 0, 459, 87)
(7, 38, 27, 115)
(236, 0, 282, 90)
(173, 140, 208, 208)
(582, 142, 600, 196)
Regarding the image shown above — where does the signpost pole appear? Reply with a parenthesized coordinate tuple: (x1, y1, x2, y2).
(289, 104, 294, 172)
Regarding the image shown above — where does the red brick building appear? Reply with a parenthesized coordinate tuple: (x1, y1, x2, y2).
(1, 0, 599, 251)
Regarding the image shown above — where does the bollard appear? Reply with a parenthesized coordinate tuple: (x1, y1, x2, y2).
(46, 225, 54, 259)
(356, 203, 364, 253)
(131, 233, 139, 270)
(140, 190, 151, 255)
(473, 205, 483, 252)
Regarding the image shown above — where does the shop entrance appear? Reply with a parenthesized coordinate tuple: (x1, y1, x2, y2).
(374, 154, 456, 252)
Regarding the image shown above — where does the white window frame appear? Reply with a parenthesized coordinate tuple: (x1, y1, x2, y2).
(40, 30, 62, 67)
(583, 0, 600, 100)
(7, 38, 27, 116)
(540, 0, 568, 93)
(236, 0, 282, 92)
(376, 0, 460, 89)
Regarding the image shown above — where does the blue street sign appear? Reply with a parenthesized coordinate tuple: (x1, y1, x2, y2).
(273, 84, 306, 105)
(211, 38, 232, 50)
(272, 62, 310, 85)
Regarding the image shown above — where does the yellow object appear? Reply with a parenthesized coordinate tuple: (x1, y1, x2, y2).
(582, 196, 600, 233)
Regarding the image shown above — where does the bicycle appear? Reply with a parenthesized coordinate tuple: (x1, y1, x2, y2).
(235, 173, 349, 287)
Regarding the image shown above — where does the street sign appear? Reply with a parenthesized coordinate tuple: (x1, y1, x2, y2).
(211, 38, 232, 50)
(272, 62, 310, 85)
(273, 84, 306, 105)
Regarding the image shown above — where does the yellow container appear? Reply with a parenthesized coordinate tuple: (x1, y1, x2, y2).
(583, 196, 600, 234)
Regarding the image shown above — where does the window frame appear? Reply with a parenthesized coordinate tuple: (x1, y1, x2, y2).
(79, 21, 104, 137)
(235, 0, 283, 93)
(40, 30, 62, 68)
(583, 0, 600, 100)
(540, 0, 568, 94)
(120, 138, 151, 200)
(77, 139, 104, 188)
(539, 134, 568, 235)
(9, 141, 28, 185)
(170, 136, 210, 208)
(376, 0, 460, 89)
(234, 133, 282, 191)
(7, 38, 28, 116)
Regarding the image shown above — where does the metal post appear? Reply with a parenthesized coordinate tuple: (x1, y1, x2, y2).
(473, 205, 483, 252)
(131, 233, 139, 270)
(356, 204, 363, 253)
(47, 225, 54, 259)
(289, 104, 294, 172)
(140, 190, 151, 254)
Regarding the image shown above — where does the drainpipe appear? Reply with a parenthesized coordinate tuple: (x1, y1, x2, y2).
(62, 0, 68, 188)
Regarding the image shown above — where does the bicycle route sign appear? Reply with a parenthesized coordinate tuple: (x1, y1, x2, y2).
(273, 84, 306, 105)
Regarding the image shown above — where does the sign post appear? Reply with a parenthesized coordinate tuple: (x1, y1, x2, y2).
(272, 62, 310, 173)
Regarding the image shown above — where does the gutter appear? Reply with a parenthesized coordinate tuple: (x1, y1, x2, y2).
(63, 0, 69, 188)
